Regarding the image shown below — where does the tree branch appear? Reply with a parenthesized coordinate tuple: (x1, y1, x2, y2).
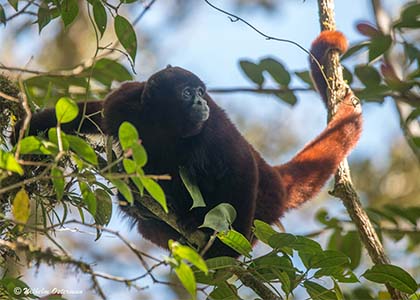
(316, 1, 408, 299)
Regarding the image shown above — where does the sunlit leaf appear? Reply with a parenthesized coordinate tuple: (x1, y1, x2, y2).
(141, 176, 167, 213)
(51, 167, 64, 200)
(200, 203, 236, 232)
(174, 262, 196, 299)
(66, 135, 98, 165)
(55, 97, 79, 124)
(0, 150, 23, 175)
(217, 229, 252, 258)
(114, 15, 137, 62)
(170, 241, 208, 274)
(12, 189, 30, 227)
(118, 121, 138, 150)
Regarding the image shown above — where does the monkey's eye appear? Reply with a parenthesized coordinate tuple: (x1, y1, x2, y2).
(182, 88, 193, 100)
(197, 87, 205, 97)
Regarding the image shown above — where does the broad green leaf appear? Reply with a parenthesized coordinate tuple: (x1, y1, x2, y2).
(140, 176, 167, 213)
(368, 35, 392, 62)
(253, 219, 277, 244)
(0, 150, 23, 175)
(355, 65, 381, 87)
(48, 128, 70, 151)
(394, 3, 420, 28)
(170, 241, 208, 274)
(268, 232, 297, 249)
(118, 121, 138, 150)
(51, 167, 64, 200)
(37, 3, 51, 33)
(66, 135, 98, 165)
(341, 231, 362, 270)
(205, 256, 239, 270)
(341, 42, 369, 60)
(260, 57, 291, 86)
(304, 281, 337, 300)
(19, 136, 42, 154)
(12, 189, 30, 227)
(217, 229, 252, 258)
(8, 0, 18, 10)
(55, 97, 79, 124)
(122, 159, 143, 193)
(131, 143, 147, 167)
(61, 0, 79, 28)
(310, 250, 350, 269)
(295, 70, 314, 87)
(363, 264, 418, 294)
(114, 15, 137, 62)
(239, 60, 264, 86)
(93, 1, 107, 37)
(174, 262, 196, 299)
(91, 58, 132, 86)
(0, 5, 5, 25)
(278, 271, 291, 295)
(94, 189, 112, 225)
(200, 203, 236, 232)
(290, 236, 323, 253)
(179, 166, 206, 209)
(275, 90, 297, 106)
(80, 182, 96, 216)
(209, 282, 238, 300)
(111, 179, 133, 204)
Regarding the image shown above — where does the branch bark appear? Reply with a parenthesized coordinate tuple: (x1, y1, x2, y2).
(316, 1, 408, 299)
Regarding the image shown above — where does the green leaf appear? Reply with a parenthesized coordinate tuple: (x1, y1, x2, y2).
(394, 3, 420, 28)
(259, 57, 291, 86)
(363, 264, 418, 294)
(140, 176, 167, 213)
(55, 97, 79, 124)
(295, 70, 314, 88)
(368, 35, 392, 62)
(92, 58, 132, 86)
(310, 250, 350, 269)
(8, 0, 18, 11)
(209, 283, 238, 300)
(131, 143, 147, 167)
(355, 65, 381, 87)
(239, 60, 264, 86)
(18, 136, 43, 154)
(340, 231, 362, 270)
(51, 167, 64, 200)
(253, 219, 277, 244)
(217, 229, 252, 258)
(12, 189, 30, 226)
(48, 128, 70, 150)
(0, 150, 23, 175)
(275, 90, 297, 106)
(205, 256, 239, 270)
(268, 233, 297, 249)
(179, 166, 206, 209)
(118, 121, 138, 150)
(341, 42, 370, 60)
(0, 4, 6, 25)
(114, 15, 137, 62)
(174, 262, 196, 299)
(94, 189, 112, 225)
(122, 159, 143, 193)
(170, 241, 208, 274)
(304, 281, 337, 300)
(111, 179, 133, 204)
(66, 135, 98, 165)
(290, 236, 323, 254)
(37, 3, 51, 33)
(80, 182, 96, 216)
(200, 203, 236, 232)
(61, 0, 79, 28)
(93, 1, 107, 37)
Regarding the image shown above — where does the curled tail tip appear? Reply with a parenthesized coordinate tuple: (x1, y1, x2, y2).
(311, 30, 348, 57)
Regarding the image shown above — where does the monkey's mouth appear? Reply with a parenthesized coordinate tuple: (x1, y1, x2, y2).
(190, 103, 210, 123)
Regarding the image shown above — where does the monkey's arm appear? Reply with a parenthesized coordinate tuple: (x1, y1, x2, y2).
(276, 31, 362, 209)
(13, 101, 103, 143)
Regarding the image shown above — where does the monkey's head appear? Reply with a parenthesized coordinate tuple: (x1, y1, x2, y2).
(142, 66, 210, 137)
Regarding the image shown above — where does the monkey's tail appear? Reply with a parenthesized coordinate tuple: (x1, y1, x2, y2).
(13, 101, 104, 144)
(275, 30, 362, 210)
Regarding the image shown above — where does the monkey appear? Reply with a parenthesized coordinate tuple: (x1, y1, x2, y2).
(13, 31, 362, 258)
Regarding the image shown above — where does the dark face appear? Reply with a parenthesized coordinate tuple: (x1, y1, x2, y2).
(142, 66, 210, 137)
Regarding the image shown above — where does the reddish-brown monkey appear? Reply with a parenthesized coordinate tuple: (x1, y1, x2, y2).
(16, 31, 362, 257)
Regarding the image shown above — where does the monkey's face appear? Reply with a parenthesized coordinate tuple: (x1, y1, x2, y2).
(143, 66, 210, 137)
